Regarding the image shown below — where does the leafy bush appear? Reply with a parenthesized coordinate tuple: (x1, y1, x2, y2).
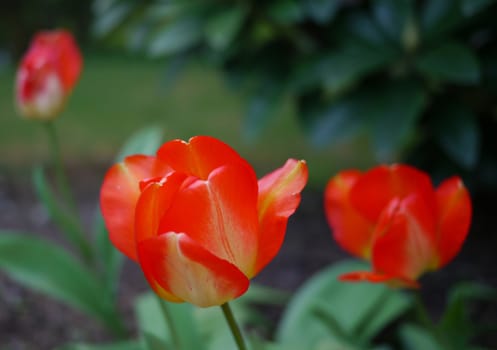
(93, 0, 497, 189)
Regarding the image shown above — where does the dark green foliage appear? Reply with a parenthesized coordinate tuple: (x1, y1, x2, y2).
(94, 0, 497, 187)
(0, 1, 92, 59)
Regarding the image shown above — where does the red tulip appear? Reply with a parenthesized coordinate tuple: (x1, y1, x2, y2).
(324, 164, 471, 287)
(101, 136, 308, 306)
(16, 29, 82, 120)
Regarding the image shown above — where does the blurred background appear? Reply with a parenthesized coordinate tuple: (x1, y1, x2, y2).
(1, 0, 497, 349)
(2, 0, 497, 187)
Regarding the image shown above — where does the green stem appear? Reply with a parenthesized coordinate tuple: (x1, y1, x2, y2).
(158, 297, 182, 350)
(106, 309, 128, 338)
(412, 291, 449, 348)
(413, 292, 435, 332)
(43, 121, 94, 263)
(43, 121, 79, 215)
(221, 302, 247, 350)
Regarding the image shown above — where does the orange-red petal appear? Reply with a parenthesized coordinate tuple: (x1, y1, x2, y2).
(371, 195, 437, 281)
(156, 136, 255, 180)
(100, 155, 171, 260)
(350, 164, 434, 223)
(134, 172, 188, 243)
(253, 159, 308, 276)
(324, 170, 374, 259)
(435, 177, 472, 268)
(138, 233, 250, 307)
(158, 164, 259, 276)
(32, 30, 82, 91)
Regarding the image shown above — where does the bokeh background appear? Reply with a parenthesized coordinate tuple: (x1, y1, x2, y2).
(1, 0, 497, 349)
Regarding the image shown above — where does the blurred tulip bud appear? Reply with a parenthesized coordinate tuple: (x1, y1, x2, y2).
(15, 29, 82, 120)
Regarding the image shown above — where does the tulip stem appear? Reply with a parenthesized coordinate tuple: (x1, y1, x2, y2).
(44, 121, 79, 216)
(43, 121, 93, 264)
(412, 291, 448, 347)
(157, 297, 182, 350)
(413, 292, 434, 331)
(221, 302, 247, 350)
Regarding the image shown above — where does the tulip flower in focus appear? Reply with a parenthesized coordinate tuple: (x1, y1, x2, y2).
(15, 29, 82, 120)
(324, 164, 472, 288)
(101, 136, 308, 307)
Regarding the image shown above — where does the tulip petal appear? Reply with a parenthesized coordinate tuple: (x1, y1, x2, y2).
(435, 177, 472, 268)
(100, 155, 171, 260)
(339, 271, 419, 288)
(157, 136, 255, 180)
(138, 233, 250, 307)
(33, 30, 82, 91)
(159, 164, 259, 276)
(371, 195, 437, 281)
(350, 164, 434, 222)
(253, 159, 308, 275)
(324, 170, 374, 259)
(134, 172, 189, 242)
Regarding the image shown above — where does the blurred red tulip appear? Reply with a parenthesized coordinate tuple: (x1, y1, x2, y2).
(101, 136, 308, 307)
(324, 164, 471, 288)
(15, 29, 82, 120)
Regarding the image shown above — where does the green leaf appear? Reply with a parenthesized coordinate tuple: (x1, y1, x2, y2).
(364, 80, 427, 161)
(57, 340, 143, 350)
(460, 0, 496, 16)
(114, 126, 164, 162)
(0, 231, 121, 333)
(338, 11, 392, 47)
(420, 0, 464, 40)
(241, 283, 290, 305)
(430, 102, 480, 169)
(127, 22, 152, 52)
(267, 0, 305, 24)
(142, 332, 171, 350)
(305, 0, 340, 24)
(32, 166, 92, 261)
(302, 80, 426, 161)
(372, 0, 414, 44)
(243, 80, 283, 141)
(299, 93, 365, 148)
(275, 260, 411, 348)
(148, 18, 203, 57)
(135, 292, 204, 350)
(93, 2, 134, 37)
(399, 324, 442, 350)
(415, 42, 480, 84)
(322, 43, 397, 94)
(439, 282, 496, 346)
(205, 7, 247, 50)
(290, 55, 329, 92)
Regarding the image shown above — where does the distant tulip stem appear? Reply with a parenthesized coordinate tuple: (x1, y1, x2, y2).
(44, 121, 79, 215)
(221, 302, 247, 350)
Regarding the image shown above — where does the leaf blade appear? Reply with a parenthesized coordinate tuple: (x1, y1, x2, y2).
(415, 42, 480, 84)
(32, 166, 92, 261)
(0, 231, 121, 333)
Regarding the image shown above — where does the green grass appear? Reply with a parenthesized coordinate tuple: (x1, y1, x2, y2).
(0, 53, 374, 187)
